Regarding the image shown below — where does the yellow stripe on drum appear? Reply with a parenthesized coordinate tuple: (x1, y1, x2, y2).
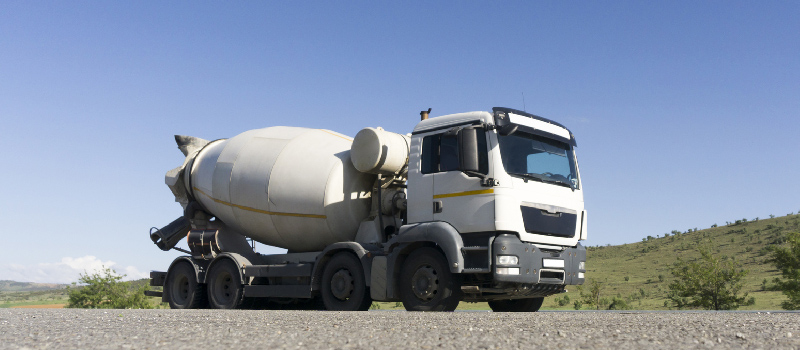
(192, 187, 327, 219)
(433, 188, 494, 199)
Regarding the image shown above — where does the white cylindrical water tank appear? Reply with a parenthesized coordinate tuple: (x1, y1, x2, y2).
(186, 127, 375, 252)
(350, 127, 410, 175)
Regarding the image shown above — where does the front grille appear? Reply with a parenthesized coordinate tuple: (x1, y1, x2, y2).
(520, 205, 576, 238)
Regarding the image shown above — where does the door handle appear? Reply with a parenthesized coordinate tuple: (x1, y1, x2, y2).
(433, 201, 443, 213)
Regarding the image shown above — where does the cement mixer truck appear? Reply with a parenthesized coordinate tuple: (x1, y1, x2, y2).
(147, 107, 587, 312)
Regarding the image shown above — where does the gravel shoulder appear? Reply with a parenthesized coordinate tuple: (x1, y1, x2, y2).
(1, 309, 798, 350)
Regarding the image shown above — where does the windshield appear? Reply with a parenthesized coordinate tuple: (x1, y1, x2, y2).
(497, 132, 579, 189)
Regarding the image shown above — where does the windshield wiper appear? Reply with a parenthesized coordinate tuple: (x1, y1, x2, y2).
(509, 172, 574, 190)
(507, 172, 544, 183)
(545, 179, 573, 189)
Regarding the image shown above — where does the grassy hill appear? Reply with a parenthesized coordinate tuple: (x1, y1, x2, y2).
(544, 212, 800, 310)
(1, 288, 69, 308)
(0, 280, 67, 292)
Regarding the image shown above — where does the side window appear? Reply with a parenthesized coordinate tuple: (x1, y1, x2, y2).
(421, 135, 437, 174)
(420, 128, 488, 174)
(476, 128, 488, 175)
(439, 134, 459, 172)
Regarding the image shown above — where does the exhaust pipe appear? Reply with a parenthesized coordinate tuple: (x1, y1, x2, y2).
(420, 108, 431, 121)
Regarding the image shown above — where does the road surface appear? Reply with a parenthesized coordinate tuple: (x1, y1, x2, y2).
(1, 309, 798, 349)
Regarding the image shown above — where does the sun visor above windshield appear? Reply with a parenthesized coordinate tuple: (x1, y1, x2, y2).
(493, 107, 577, 147)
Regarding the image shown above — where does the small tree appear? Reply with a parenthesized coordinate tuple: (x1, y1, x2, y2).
(667, 247, 754, 310)
(768, 232, 800, 310)
(66, 267, 152, 309)
(578, 279, 608, 310)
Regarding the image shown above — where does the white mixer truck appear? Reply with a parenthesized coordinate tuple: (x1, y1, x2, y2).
(147, 107, 587, 311)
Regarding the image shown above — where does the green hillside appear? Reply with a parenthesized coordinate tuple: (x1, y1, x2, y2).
(0, 280, 67, 292)
(545, 213, 800, 310)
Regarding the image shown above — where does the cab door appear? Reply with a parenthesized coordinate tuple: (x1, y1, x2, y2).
(429, 129, 495, 233)
(406, 134, 434, 223)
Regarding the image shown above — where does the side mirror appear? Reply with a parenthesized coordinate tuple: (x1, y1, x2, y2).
(498, 124, 518, 136)
(494, 112, 518, 136)
(458, 127, 481, 175)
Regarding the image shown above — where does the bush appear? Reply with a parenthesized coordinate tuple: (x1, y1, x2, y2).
(667, 247, 753, 310)
(554, 294, 571, 307)
(768, 232, 800, 309)
(607, 296, 631, 310)
(66, 267, 152, 309)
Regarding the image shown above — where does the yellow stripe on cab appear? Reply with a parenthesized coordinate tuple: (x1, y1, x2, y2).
(433, 188, 494, 199)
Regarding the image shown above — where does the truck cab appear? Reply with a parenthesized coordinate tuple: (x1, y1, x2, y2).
(383, 107, 586, 310)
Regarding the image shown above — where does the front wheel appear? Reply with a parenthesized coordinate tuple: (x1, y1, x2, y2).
(488, 297, 544, 312)
(399, 247, 462, 311)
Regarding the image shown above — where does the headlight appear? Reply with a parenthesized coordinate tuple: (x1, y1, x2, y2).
(496, 267, 520, 275)
(497, 255, 519, 265)
(579, 261, 585, 270)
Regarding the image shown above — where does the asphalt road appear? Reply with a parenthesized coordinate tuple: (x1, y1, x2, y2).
(1, 309, 798, 350)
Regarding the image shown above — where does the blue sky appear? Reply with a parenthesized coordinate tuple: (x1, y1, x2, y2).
(1, 1, 798, 283)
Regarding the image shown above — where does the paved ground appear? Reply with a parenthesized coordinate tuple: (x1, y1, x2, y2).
(1, 309, 798, 349)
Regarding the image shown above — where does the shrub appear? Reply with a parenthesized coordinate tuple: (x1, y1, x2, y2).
(768, 232, 800, 309)
(607, 296, 631, 310)
(66, 267, 152, 309)
(667, 247, 753, 310)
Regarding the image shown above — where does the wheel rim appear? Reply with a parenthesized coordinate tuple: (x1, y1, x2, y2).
(410, 265, 439, 301)
(172, 274, 189, 304)
(213, 271, 234, 304)
(330, 268, 354, 300)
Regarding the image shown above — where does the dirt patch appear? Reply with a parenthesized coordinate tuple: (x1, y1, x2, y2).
(11, 304, 66, 309)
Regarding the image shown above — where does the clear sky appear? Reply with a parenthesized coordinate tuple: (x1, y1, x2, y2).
(1, 1, 798, 283)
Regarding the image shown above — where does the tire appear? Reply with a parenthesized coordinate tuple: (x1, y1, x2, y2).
(320, 252, 372, 311)
(166, 261, 206, 309)
(399, 247, 462, 311)
(488, 297, 544, 312)
(207, 259, 245, 309)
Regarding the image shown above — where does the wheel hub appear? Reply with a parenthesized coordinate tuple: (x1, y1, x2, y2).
(173, 275, 189, 303)
(411, 265, 438, 301)
(330, 268, 354, 300)
(214, 272, 233, 303)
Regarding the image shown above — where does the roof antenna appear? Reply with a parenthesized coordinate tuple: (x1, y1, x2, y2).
(522, 92, 527, 112)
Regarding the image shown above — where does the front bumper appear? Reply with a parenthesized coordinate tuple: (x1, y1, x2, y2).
(491, 234, 586, 285)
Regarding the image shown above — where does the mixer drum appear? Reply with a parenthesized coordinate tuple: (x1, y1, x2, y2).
(187, 127, 375, 252)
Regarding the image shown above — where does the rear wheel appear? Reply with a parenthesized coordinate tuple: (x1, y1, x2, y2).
(320, 252, 372, 311)
(166, 261, 206, 309)
(400, 247, 461, 311)
(488, 297, 544, 312)
(207, 259, 245, 309)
